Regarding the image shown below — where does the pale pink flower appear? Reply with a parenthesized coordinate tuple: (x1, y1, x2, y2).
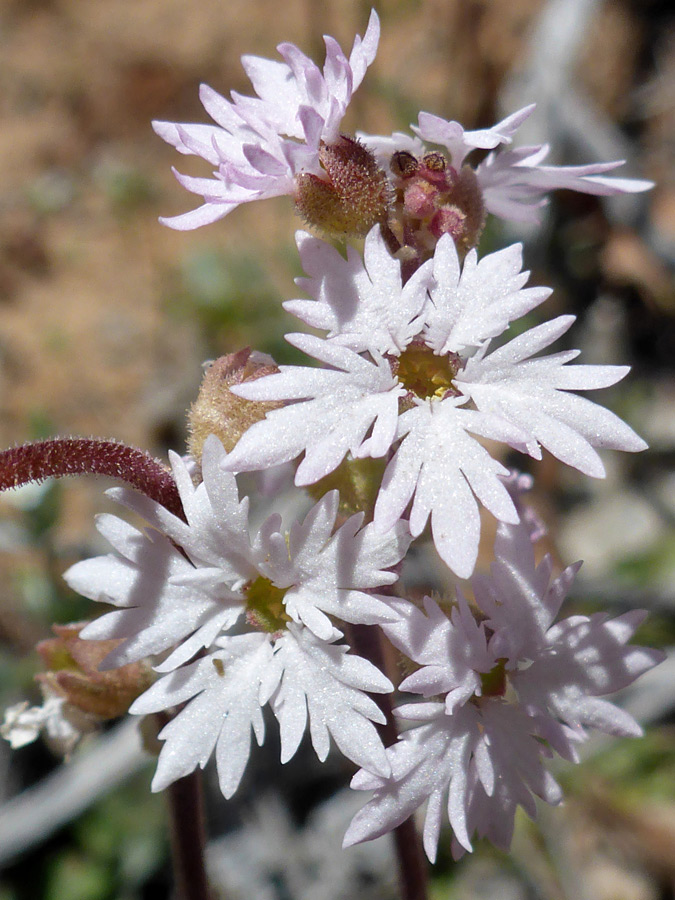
(362, 105, 533, 174)
(364, 103, 652, 225)
(476, 141, 653, 225)
(418, 104, 652, 223)
(153, 12, 379, 229)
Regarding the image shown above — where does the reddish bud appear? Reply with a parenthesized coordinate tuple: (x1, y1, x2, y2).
(403, 181, 437, 219)
(445, 166, 486, 253)
(429, 205, 466, 239)
(420, 152, 449, 186)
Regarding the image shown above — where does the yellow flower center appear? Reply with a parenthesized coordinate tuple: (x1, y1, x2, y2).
(242, 576, 290, 634)
(396, 345, 460, 400)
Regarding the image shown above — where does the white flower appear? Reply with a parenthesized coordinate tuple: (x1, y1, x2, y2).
(343, 519, 664, 860)
(153, 12, 379, 229)
(64, 435, 410, 667)
(284, 228, 434, 355)
(344, 700, 562, 861)
(476, 523, 662, 747)
(1, 693, 91, 756)
(2, 699, 61, 749)
(454, 314, 645, 478)
(62, 435, 410, 794)
(224, 229, 645, 577)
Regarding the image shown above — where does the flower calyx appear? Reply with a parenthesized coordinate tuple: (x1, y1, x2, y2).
(36, 622, 154, 720)
(187, 348, 282, 462)
(306, 456, 387, 520)
(295, 135, 391, 239)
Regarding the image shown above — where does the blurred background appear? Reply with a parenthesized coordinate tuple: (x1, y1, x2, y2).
(0, 0, 674, 898)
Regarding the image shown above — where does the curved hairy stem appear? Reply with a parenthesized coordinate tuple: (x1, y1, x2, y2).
(0, 438, 184, 519)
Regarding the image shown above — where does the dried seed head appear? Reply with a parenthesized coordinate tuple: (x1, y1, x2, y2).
(36, 623, 153, 720)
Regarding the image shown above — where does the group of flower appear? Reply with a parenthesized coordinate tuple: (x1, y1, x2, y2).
(2, 9, 662, 865)
(57, 442, 659, 861)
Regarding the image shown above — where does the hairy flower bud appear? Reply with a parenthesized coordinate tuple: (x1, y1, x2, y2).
(295, 135, 390, 238)
(187, 348, 282, 462)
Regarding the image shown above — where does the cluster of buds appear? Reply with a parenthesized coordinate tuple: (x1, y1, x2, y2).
(293, 131, 486, 264)
(389, 150, 485, 258)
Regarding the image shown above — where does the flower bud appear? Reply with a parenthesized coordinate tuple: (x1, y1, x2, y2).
(443, 165, 486, 254)
(420, 152, 449, 184)
(187, 348, 282, 462)
(36, 622, 153, 720)
(403, 180, 437, 219)
(295, 135, 390, 238)
(429, 205, 466, 240)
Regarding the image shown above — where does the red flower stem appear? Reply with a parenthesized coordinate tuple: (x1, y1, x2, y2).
(379, 220, 402, 256)
(0, 438, 185, 519)
(166, 770, 214, 900)
(347, 623, 429, 900)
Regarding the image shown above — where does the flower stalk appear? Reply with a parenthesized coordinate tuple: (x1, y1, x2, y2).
(166, 769, 213, 900)
(347, 623, 429, 900)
